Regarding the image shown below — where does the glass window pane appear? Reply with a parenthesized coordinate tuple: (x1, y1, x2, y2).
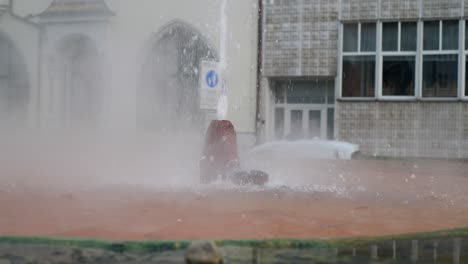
(342, 56, 375, 97)
(286, 81, 326, 104)
(424, 21, 440, 50)
(274, 82, 285, 103)
(401, 22, 417, 51)
(308, 110, 321, 139)
(343, 23, 358, 52)
(382, 56, 416, 96)
(289, 110, 303, 140)
(274, 108, 284, 140)
(361, 23, 376, 52)
(0, 40, 9, 78)
(442, 20, 459, 50)
(422, 54, 458, 97)
(466, 55, 468, 96)
(382, 22, 398, 51)
(326, 81, 335, 104)
(327, 108, 335, 140)
(465, 23, 468, 50)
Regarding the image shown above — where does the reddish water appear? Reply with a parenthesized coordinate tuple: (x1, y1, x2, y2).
(0, 160, 467, 241)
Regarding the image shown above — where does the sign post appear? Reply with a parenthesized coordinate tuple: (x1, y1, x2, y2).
(199, 60, 221, 110)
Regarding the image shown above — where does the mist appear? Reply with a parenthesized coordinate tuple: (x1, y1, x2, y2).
(0, 0, 258, 192)
(0, 0, 468, 247)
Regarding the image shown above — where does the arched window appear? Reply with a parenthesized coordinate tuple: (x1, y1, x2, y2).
(0, 32, 30, 124)
(55, 34, 103, 125)
(138, 21, 217, 132)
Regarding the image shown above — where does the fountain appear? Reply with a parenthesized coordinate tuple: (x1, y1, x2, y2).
(198, 0, 268, 186)
(217, 0, 229, 121)
(199, 120, 268, 185)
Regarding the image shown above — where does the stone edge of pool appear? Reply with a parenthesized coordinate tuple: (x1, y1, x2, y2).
(0, 225, 467, 253)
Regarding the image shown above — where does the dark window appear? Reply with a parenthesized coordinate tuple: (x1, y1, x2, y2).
(308, 110, 321, 139)
(465, 56, 468, 96)
(327, 81, 335, 104)
(442, 20, 459, 50)
(290, 110, 304, 140)
(401, 22, 417, 51)
(274, 82, 285, 103)
(424, 21, 440, 50)
(0, 40, 9, 78)
(422, 54, 458, 97)
(343, 23, 358, 52)
(465, 23, 468, 50)
(382, 22, 398, 51)
(342, 56, 375, 97)
(361, 23, 376, 52)
(275, 108, 284, 139)
(382, 56, 415, 96)
(327, 108, 335, 140)
(286, 81, 326, 104)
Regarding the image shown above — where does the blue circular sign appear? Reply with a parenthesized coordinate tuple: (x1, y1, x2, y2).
(206, 70, 219, 88)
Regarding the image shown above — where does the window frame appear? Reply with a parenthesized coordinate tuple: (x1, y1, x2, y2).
(462, 20, 468, 100)
(379, 21, 418, 100)
(273, 80, 336, 140)
(420, 20, 461, 100)
(340, 22, 378, 100)
(338, 19, 467, 101)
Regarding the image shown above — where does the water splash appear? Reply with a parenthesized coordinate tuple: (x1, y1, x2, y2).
(217, 90, 228, 120)
(217, 0, 228, 120)
(219, 0, 228, 74)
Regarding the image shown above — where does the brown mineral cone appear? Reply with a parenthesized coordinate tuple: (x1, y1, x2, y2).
(200, 120, 240, 183)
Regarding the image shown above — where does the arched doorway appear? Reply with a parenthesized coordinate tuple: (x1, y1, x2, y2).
(138, 22, 217, 133)
(55, 34, 103, 126)
(0, 32, 30, 124)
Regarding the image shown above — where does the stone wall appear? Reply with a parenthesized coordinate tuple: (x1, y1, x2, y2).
(340, 0, 378, 20)
(262, 0, 466, 79)
(1, 237, 466, 263)
(465, 0, 468, 16)
(336, 101, 468, 159)
(340, 0, 464, 21)
(421, 0, 461, 19)
(263, 0, 338, 77)
(380, 0, 419, 20)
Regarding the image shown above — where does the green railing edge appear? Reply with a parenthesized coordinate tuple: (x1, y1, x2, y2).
(0, 225, 467, 254)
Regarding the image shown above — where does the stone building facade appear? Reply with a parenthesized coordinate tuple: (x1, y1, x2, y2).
(259, 0, 468, 159)
(1, 0, 260, 145)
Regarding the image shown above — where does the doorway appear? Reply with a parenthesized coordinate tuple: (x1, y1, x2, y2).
(273, 80, 335, 140)
(287, 108, 326, 139)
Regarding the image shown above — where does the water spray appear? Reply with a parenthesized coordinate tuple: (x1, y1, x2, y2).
(217, 0, 228, 121)
(199, 0, 268, 186)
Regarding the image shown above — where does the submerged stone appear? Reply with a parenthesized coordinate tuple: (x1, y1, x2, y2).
(185, 241, 223, 264)
(231, 170, 269, 186)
